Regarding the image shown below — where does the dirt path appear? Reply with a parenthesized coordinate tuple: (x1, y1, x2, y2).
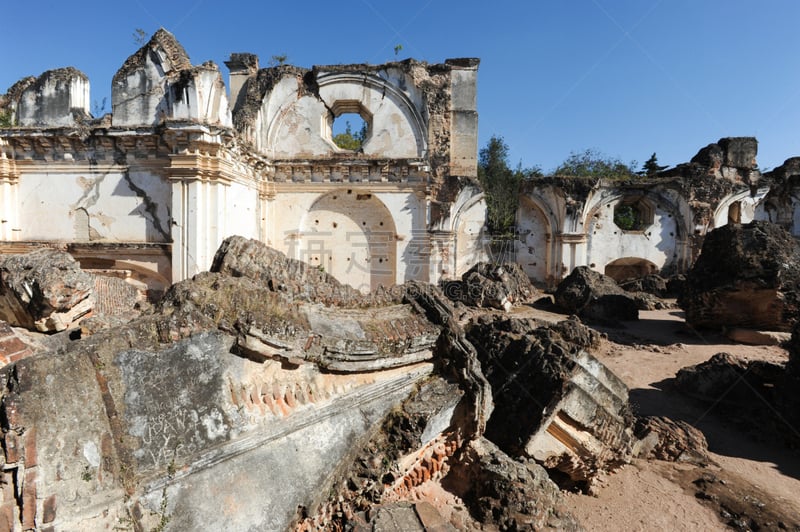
(527, 305, 800, 530)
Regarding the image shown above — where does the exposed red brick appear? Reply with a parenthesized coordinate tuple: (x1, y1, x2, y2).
(23, 428, 36, 467)
(0, 337, 29, 356)
(42, 494, 56, 523)
(21, 469, 36, 529)
(0, 501, 15, 532)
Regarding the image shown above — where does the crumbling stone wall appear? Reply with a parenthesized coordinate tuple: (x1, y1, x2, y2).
(515, 137, 781, 287)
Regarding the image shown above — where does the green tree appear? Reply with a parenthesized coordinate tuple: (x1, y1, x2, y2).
(552, 148, 637, 179)
(638, 152, 668, 177)
(332, 120, 367, 150)
(478, 136, 540, 235)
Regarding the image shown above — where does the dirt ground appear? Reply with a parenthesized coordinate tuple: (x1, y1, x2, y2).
(541, 305, 800, 531)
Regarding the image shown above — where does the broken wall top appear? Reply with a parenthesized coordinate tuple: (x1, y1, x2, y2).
(229, 55, 479, 179)
(6, 67, 91, 127)
(660, 136, 761, 185)
(111, 28, 232, 128)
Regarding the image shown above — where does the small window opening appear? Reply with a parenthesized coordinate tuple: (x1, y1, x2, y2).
(332, 113, 368, 150)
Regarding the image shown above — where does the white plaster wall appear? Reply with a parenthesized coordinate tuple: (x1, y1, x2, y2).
(300, 192, 396, 292)
(260, 76, 423, 159)
(0, 181, 19, 240)
(18, 170, 171, 242)
(320, 81, 421, 158)
(453, 198, 489, 277)
(112, 54, 169, 127)
(586, 200, 679, 273)
(256, 77, 299, 154)
(374, 192, 428, 283)
(376, 68, 425, 115)
(516, 199, 550, 283)
(224, 182, 260, 239)
(19, 74, 90, 127)
(269, 193, 319, 255)
(270, 190, 427, 290)
(266, 96, 331, 157)
(713, 189, 769, 228)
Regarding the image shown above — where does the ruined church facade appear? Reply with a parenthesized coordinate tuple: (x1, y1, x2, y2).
(0, 30, 486, 297)
(2, 29, 800, 295)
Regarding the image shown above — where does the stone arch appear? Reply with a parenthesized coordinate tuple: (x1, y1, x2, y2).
(712, 188, 769, 229)
(604, 257, 658, 283)
(298, 190, 397, 292)
(516, 194, 555, 284)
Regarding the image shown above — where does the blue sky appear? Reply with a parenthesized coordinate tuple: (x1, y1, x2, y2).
(2, 0, 799, 173)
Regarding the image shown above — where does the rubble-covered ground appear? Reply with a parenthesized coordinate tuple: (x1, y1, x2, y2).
(0, 237, 799, 530)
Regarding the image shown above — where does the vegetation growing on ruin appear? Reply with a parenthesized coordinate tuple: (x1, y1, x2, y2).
(638, 152, 668, 177)
(552, 148, 637, 180)
(613, 204, 640, 231)
(0, 109, 13, 127)
(478, 135, 541, 236)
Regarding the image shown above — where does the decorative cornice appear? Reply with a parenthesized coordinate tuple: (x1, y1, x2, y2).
(271, 159, 430, 185)
(270, 181, 427, 194)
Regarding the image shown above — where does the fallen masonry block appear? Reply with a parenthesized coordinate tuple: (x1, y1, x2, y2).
(467, 316, 635, 491)
(0, 249, 95, 332)
(442, 262, 538, 311)
(554, 266, 639, 323)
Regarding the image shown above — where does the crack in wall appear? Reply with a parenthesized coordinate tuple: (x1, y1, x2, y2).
(122, 171, 171, 242)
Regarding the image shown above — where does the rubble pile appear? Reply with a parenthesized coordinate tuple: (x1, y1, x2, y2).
(444, 437, 582, 531)
(633, 416, 709, 464)
(674, 352, 800, 446)
(0, 239, 711, 531)
(441, 261, 538, 311)
(680, 220, 800, 332)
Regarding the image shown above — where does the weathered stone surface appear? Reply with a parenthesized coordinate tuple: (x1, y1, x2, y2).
(0, 249, 94, 332)
(634, 416, 709, 464)
(403, 280, 493, 438)
(619, 274, 668, 298)
(680, 221, 800, 331)
(554, 266, 639, 323)
(445, 437, 582, 531)
(442, 261, 537, 311)
(689, 137, 758, 173)
(466, 315, 634, 490)
(675, 352, 784, 408)
(725, 327, 791, 346)
(0, 308, 432, 531)
(156, 271, 438, 373)
(111, 28, 231, 127)
(211, 235, 400, 307)
(296, 376, 467, 530)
